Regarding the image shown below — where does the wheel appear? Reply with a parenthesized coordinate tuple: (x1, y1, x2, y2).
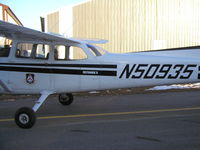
(15, 107, 36, 129)
(59, 93, 74, 105)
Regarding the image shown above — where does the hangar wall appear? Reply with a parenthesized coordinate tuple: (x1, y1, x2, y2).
(47, 12, 59, 34)
(45, 0, 200, 53)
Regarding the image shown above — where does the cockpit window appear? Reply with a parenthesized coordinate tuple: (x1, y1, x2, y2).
(16, 43, 50, 59)
(0, 37, 12, 57)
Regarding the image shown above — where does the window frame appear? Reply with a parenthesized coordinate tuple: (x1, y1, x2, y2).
(54, 44, 88, 61)
(15, 42, 51, 60)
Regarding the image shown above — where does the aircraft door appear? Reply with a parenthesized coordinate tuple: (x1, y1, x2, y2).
(0, 37, 12, 93)
(52, 45, 82, 93)
(8, 42, 52, 94)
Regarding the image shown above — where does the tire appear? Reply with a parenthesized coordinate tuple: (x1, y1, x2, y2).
(59, 93, 74, 105)
(15, 107, 36, 129)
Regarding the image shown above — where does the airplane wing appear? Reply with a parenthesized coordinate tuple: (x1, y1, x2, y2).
(0, 20, 80, 45)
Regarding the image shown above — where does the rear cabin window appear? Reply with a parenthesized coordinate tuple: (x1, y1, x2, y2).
(0, 37, 12, 57)
(55, 45, 87, 60)
(16, 43, 50, 59)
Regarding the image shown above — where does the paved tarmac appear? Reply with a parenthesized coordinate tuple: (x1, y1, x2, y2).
(0, 90, 200, 150)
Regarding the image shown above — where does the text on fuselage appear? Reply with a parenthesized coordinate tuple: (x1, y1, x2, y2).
(119, 64, 197, 79)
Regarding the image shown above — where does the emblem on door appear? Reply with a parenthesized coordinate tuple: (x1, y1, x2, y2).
(26, 74, 35, 84)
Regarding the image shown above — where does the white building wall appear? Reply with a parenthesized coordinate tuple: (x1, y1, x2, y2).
(7, 15, 17, 24)
(59, 6, 73, 37)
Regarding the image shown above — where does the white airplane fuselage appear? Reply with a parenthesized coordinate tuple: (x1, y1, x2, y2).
(1, 48, 200, 94)
(1, 20, 199, 95)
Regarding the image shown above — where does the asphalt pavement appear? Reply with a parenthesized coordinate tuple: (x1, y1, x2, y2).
(0, 90, 200, 150)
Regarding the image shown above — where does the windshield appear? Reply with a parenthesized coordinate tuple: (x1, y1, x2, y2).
(87, 44, 108, 56)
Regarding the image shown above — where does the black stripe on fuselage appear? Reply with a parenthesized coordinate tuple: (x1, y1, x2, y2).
(0, 66, 117, 76)
(0, 63, 117, 69)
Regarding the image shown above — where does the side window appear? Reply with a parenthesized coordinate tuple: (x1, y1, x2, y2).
(0, 37, 12, 57)
(35, 44, 50, 59)
(55, 45, 70, 60)
(55, 45, 87, 60)
(16, 43, 32, 58)
(16, 43, 50, 59)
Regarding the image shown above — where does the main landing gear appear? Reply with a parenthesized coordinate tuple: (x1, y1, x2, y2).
(14, 92, 74, 129)
(58, 93, 74, 105)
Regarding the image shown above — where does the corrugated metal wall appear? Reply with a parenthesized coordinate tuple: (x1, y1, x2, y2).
(46, 0, 200, 53)
(47, 11, 59, 34)
(72, 0, 200, 53)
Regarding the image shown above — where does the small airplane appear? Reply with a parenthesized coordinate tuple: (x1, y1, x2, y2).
(0, 20, 200, 128)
